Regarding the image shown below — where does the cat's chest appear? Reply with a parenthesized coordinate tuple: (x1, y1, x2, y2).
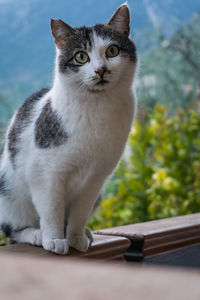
(65, 95, 132, 136)
(61, 94, 134, 168)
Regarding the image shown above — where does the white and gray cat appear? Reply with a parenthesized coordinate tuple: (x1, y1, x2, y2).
(0, 4, 137, 254)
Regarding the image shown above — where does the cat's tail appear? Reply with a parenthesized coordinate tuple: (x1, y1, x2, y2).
(0, 222, 14, 238)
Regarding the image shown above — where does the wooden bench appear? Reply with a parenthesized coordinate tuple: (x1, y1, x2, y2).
(1, 213, 200, 267)
(0, 234, 130, 261)
(1, 213, 200, 299)
(96, 213, 200, 268)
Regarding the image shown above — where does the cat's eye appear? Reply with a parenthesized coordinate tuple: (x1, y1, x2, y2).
(106, 45, 120, 58)
(74, 51, 89, 64)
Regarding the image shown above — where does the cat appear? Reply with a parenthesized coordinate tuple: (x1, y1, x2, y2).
(0, 3, 137, 254)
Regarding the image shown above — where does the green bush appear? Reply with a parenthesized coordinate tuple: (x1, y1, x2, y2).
(88, 104, 200, 230)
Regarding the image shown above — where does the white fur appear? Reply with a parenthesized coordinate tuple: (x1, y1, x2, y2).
(0, 31, 137, 254)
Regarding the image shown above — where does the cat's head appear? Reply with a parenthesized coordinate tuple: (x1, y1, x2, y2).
(51, 4, 137, 92)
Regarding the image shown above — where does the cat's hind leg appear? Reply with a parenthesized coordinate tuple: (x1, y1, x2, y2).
(0, 223, 42, 246)
(13, 227, 42, 246)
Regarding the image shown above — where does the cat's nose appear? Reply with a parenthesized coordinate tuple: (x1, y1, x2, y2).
(95, 67, 107, 77)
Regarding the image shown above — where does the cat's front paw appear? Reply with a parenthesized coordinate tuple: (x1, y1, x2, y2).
(69, 233, 90, 252)
(42, 238, 69, 255)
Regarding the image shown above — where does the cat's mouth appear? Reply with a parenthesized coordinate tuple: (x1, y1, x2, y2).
(87, 77, 111, 92)
(96, 79, 109, 85)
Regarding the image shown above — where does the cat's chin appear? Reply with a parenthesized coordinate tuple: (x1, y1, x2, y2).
(87, 86, 108, 93)
(86, 81, 114, 93)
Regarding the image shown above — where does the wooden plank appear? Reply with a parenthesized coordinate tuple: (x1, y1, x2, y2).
(0, 234, 130, 260)
(95, 213, 200, 261)
(0, 253, 200, 300)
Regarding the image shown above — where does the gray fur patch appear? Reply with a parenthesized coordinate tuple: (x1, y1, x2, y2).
(0, 144, 4, 157)
(58, 27, 93, 73)
(35, 100, 68, 148)
(0, 172, 10, 197)
(8, 88, 50, 166)
(94, 25, 137, 62)
(93, 194, 102, 212)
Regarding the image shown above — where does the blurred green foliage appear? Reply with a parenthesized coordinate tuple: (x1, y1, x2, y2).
(88, 103, 200, 230)
(0, 232, 7, 246)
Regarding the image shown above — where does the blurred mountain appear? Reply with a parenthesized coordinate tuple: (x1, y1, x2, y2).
(0, 0, 200, 110)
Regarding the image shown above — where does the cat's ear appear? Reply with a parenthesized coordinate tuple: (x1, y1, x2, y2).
(50, 19, 74, 49)
(106, 3, 130, 37)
